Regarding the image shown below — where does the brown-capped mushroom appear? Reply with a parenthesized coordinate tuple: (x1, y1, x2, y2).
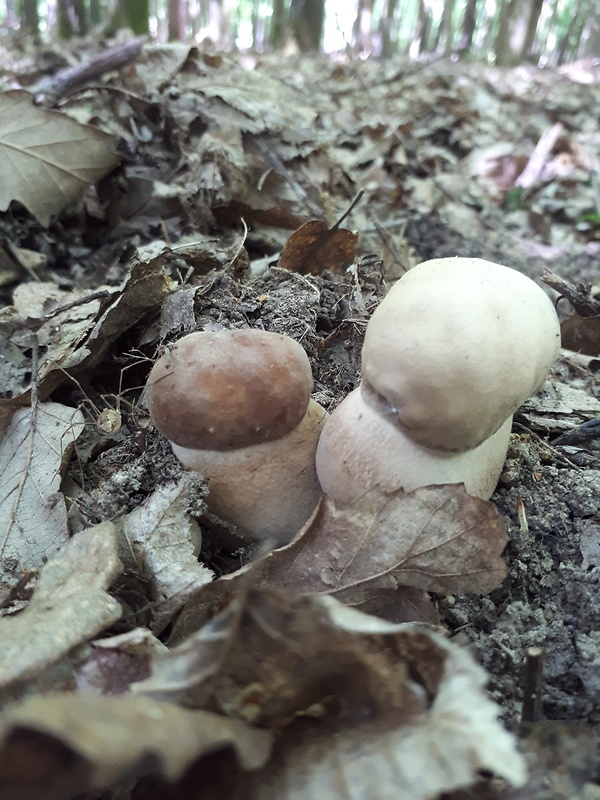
(147, 329, 328, 544)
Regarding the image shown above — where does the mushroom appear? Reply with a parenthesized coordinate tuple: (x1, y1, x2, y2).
(147, 329, 328, 544)
(316, 257, 561, 504)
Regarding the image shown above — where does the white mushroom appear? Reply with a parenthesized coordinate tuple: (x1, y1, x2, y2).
(316, 257, 561, 504)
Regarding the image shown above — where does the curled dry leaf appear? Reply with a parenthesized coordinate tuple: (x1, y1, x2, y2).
(0, 90, 119, 226)
(113, 476, 214, 634)
(0, 402, 85, 588)
(75, 627, 169, 695)
(136, 589, 525, 799)
(0, 522, 122, 696)
(278, 219, 358, 274)
(0, 692, 272, 800)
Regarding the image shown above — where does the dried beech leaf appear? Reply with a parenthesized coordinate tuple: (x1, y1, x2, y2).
(0, 692, 272, 800)
(75, 627, 169, 695)
(0, 283, 110, 402)
(265, 485, 508, 597)
(138, 589, 525, 798)
(0, 402, 85, 587)
(0, 522, 122, 693)
(81, 255, 175, 371)
(113, 476, 214, 634)
(278, 219, 358, 274)
(334, 584, 440, 624)
(0, 91, 119, 226)
(168, 485, 503, 643)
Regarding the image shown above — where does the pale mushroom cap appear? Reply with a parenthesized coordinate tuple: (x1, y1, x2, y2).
(315, 388, 512, 505)
(172, 400, 328, 543)
(362, 257, 560, 452)
(147, 329, 313, 450)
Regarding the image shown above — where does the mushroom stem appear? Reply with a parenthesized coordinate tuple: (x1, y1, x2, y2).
(316, 388, 512, 503)
(173, 399, 327, 543)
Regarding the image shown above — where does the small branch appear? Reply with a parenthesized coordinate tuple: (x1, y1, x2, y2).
(516, 122, 563, 189)
(31, 36, 147, 104)
(521, 645, 544, 723)
(542, 268, 600, 317)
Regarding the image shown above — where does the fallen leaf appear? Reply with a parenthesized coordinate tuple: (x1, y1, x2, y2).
(0, 283, 109, 401)
(169, 485, 506, 643)
(278, 219, 358, 274)
(263, 486, 508, 598)
(137, 588, 526, 798)
(0, 692, 272, 800)
(0, 522, 122, 696)
(0, 90, 120, 226)
(113, 476, 214, 634)
(0, 402, 85, 588)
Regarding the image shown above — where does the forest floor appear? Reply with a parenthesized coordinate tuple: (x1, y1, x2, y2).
(0, 34, 599, 800)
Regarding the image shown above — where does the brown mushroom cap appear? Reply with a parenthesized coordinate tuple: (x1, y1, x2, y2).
(147, 329, 314, 450)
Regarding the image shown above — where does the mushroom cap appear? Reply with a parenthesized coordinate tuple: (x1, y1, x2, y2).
(315, 388, 512, 504)
(147, 329, 314, 450)
(362, 257, 560, 452)
(172, 399, 328, 543)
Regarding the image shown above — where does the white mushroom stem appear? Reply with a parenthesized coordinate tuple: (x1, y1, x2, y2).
(172, 400, 327, 544)
(315, 388, 513, 504)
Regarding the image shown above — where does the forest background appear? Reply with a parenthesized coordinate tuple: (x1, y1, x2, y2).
(3, 0, 600, 70)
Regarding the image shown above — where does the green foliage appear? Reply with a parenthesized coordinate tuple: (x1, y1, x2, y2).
(504, 186, 525, 212)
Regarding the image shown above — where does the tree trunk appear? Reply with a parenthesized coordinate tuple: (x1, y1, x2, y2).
(73, 0, 87, 33)
(578, 0, 600, 57)
(290, 0, 325, 51)
(89, 0, 101, 26)
(353, 0, 374, 54)
(168, 0, 187, 40)
(380, 0, 399, 57)
(413, 0, 433, 54)
(519, 0, 543, 60)
(270, 0, 287, 49)
(56, 0, 74, 38)
(121, 0, 150, 34)
(494, 0, 519, 65)
(20, 0, 39, 35)
(439, 0, 455, 54)
(456, 0, 478, 55)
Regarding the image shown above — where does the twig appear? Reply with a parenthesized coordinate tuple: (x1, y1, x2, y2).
(516, 123, 563, 189)
(521, 646, 544, 723)
(31, 36, 147, 104)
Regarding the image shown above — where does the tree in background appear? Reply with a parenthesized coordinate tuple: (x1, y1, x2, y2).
(2, 0, 600, 65)
(168, 0, 187, 40)
(290, 0, 325, 50)
(19, 0, 39, 35)
(379, 0, 400, 57)
(456, 0, 479, 55)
